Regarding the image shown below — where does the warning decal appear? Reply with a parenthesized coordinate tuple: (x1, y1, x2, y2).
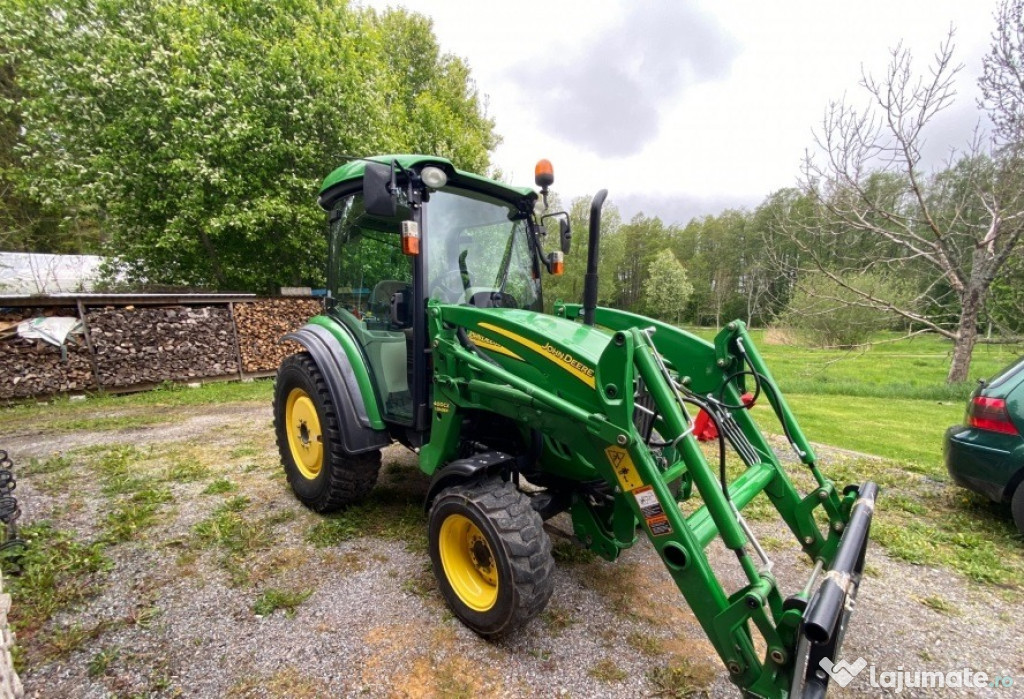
(646, 515, 673, 537)
(632, 486, 664, 519)
(605, 446, 644, 491)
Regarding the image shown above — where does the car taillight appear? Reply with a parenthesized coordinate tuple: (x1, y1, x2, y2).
(968, 396, 1020, 435)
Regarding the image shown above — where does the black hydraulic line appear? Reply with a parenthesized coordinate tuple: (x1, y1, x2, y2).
(456, 327, 501, 367)
(582, 189, 608, 327)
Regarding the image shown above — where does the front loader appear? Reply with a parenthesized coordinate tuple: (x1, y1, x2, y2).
(273, 155, 878, 698)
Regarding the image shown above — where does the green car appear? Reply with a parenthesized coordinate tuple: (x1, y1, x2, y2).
(944, 356, 1024, 535)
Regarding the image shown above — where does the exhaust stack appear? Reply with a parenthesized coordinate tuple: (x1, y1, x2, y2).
(582, 189, 608, 326)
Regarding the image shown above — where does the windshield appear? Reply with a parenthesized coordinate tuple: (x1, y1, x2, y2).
(426, 188, 541, 310)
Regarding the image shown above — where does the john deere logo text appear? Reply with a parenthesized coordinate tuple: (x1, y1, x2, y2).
(543, 344, 594, 381)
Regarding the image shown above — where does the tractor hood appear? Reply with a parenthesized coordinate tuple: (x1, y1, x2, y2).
(438, 305, 610, 404)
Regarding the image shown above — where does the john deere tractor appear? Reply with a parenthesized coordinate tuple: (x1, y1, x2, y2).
(273, 154, 877, 698)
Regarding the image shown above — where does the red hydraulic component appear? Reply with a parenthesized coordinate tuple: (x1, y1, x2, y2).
(694, 392, 755, 442)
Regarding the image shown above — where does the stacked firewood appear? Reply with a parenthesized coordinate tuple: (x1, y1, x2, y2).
(87, 305, 238, 387)
(233, 299, 322, 373)
(0, 308, 94, 399)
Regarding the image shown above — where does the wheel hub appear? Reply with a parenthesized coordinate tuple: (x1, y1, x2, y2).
(285, 388, 323, 479)
(438, 513, 499, 612)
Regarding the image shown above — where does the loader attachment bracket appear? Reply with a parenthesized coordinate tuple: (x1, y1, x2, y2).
(791, 481, 878, 698)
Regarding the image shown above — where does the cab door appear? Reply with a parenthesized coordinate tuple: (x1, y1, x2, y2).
(326, 192, 417, 425)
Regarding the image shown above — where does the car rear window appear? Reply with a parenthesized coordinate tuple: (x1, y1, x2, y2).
(985, 355, 1024, 391)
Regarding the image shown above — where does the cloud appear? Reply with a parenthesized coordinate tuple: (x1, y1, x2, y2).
(614, 191, 757, 227)
(508, 4, 739, 157)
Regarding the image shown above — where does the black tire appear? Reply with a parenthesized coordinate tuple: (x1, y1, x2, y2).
(428, 478, 554, 638)
(1012, 483, 1024, 536)
(274, 352, 380, 512)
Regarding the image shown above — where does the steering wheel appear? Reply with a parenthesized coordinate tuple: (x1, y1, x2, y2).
(429, 269, 468, 304)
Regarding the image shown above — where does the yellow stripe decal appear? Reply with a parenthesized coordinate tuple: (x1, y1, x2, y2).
(467, 331, 524, 362)
(478, 322, 596, 388)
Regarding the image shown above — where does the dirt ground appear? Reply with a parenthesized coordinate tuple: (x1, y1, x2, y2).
(2, 397, 1022, 698)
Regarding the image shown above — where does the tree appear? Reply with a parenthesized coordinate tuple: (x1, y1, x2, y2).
(1, 0, 497, 292)
(779, 272, 910, 348)
(772, 0, 1024, 383)
(612, 213, 677, 313)
(642, 249, 693, 324)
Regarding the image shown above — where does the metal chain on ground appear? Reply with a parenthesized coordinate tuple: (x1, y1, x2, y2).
(0, 452, 23, 560)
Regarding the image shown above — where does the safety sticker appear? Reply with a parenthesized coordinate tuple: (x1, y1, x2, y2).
(632, 486, 664, 520)
(605, 446, 644, 491)
(646, 515, 673, 537)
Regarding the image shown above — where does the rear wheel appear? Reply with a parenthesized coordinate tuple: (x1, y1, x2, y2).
(1012, 483, 1024, 535)
(274, 353, 380, 512)
(428, 478, 554, 637)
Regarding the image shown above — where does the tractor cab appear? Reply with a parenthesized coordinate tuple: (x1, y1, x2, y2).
(317, 155, 565, 432)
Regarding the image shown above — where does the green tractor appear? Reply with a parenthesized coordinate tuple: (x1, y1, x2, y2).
(273, 154, 877, 698)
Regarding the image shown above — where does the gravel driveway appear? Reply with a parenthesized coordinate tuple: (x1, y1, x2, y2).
(3, 400, 1022, 698)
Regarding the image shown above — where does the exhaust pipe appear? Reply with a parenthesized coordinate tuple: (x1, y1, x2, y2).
(582, 189, 608, 326)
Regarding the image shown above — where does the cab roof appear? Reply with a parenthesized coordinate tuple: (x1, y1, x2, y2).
(318, 154, 536, 209)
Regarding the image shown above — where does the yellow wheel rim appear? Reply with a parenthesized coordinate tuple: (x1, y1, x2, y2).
(438, 513, 498, 612)
(285, 388, 323, 480)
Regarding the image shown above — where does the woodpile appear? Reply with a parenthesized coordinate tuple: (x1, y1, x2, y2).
(0, 297, 321, 399)
(87, 305, 238, 387)
(0, 308, 94, 399)
(234, 299, 322, 373)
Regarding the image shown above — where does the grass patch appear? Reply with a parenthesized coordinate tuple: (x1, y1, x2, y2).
(203, 478, 239, 495)
(1, 522, 111, 638)
(61, 414, 168, 431)
(21, 454, 73, 476)
(627, 630, 664, 656)
(540, 606, 576, 632)
(647, 657, 715, 697)
(825, 458, 1024, 588)
(304, 494, 426, 552)
(101, 502, 161, 542)
(589, 658, 627, 682)
(551, 539, 597, 564)
(916, 595, 960, 616)
(165, 459, 212, 483)
(87, 645, 120, 678)
(192, 498, 257, 554)
(253, 588, 312, 617)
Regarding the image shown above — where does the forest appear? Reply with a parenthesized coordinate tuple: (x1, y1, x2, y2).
(2, 0, 1023, 382)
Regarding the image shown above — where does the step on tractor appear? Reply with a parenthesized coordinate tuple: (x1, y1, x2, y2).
(273, 154, 878, 698)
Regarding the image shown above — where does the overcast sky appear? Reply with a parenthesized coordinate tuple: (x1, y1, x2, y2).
(363, 0, 1001, 225)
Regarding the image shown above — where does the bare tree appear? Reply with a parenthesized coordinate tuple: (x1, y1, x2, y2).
(773, 0, 1024, 383)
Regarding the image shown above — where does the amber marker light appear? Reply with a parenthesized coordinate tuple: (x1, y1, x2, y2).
(401, 220, 420, 256)
(549, 251, 564, 276)
(534, 159, 554, 189)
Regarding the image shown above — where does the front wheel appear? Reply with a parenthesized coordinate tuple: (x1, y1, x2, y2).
(274, 352, 380, 512)
(428, 478, 554, 637)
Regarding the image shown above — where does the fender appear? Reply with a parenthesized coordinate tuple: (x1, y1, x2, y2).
(424, 451, 514, 510)
(283, 321, 390, 455)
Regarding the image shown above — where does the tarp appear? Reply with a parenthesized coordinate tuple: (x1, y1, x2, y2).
(16, 316, 83, 347)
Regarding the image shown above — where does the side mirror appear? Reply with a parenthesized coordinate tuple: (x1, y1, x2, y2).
(364, 162, 397, 217)
(559, 218, 571, 255)
(541, 211, 571, 255)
